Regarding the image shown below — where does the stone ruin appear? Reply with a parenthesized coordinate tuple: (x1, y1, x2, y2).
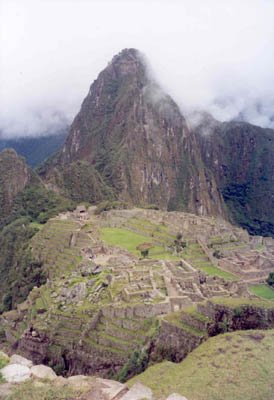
(210, 236, 274, 283)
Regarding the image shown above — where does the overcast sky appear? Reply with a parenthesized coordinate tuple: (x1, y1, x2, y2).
(1, 0, 274, 137)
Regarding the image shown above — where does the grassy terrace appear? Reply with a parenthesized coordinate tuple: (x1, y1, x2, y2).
(195, 263, 238, 281)
(181, 243, 238, 281)
(183, 305, 212, 322)
(210, 296, 274, 309)
(129, 329, 274, 400)
(100, 227, 180, 260)
(164, 311, 206, 337)
(249, 284, 274, 300)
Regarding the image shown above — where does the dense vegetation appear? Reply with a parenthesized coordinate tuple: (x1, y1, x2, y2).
(115, 349, 149, 382)
(0, 218, 45, 312)
(7, 183, 74, 226)
(38, 160, 115, 204)
(198, 121, 274, 237)
(0, 178, 74, 312)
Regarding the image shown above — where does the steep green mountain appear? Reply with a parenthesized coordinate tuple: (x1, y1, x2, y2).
(0, 149, 34, 225)
(39, 48, 274, 237)
(0, 129, 67, 167)
(195, 115, 274, 236)
(0, 149, 74, 312)
(41, 48, 225, 217)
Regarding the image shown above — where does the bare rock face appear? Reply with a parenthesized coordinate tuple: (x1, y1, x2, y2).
(43, 49, 225, 217)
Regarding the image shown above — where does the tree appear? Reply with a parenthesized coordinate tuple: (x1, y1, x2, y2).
(266, 272, 274, 287)
(136, 242, 154, 258)
(173, 232, 186, 253)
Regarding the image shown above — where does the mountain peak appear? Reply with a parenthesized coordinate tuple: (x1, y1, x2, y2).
(105, 48, 147, 81)
(112, 47, 142, 61)
(42, 49, 225, 217)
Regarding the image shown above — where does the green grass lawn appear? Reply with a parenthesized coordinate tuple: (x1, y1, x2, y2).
(100, 227, 179, 260)
(128, 329, 274, 400)
(249, 284, 274, 300)
(196, 263, 238, 281)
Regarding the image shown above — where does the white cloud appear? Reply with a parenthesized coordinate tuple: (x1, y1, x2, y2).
(1, 0, 274, 137)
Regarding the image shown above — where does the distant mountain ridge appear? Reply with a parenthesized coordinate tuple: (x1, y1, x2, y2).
(0, 129, 67, 167)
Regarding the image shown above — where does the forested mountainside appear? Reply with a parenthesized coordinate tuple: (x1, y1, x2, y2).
(0, 149, 74, 312)
(195, 115, 274, 236)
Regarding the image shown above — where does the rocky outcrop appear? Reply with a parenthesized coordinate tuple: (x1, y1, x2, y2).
(0, 351, 188, 400)
(121, 382, 153, 400)
(30, 364, 57, 380)
(0, 364, 31, 383)
(42, 49, 225, 217)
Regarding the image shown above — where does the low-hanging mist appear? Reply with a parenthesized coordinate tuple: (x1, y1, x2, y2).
(1, 0, 274, 137)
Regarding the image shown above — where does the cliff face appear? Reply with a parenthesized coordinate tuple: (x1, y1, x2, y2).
(195, 116, 274, 236)
(0, 149, 32, 224)
(42, 49, 225, 217)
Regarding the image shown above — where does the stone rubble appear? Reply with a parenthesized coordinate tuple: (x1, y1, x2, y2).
(0, 352, 188, 400)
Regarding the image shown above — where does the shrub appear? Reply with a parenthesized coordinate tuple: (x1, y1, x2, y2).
(116, 350, 149, 382)
(173, 233, 186, 253)
(176, 232, 183, 240)
(233, 307, 243, 318)
(266, 272, 274, 287)
(213, 250, 223, 259)
(136, 242, 154, 258)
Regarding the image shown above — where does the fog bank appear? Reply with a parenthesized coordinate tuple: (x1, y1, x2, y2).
(1, 0, 274, 137)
